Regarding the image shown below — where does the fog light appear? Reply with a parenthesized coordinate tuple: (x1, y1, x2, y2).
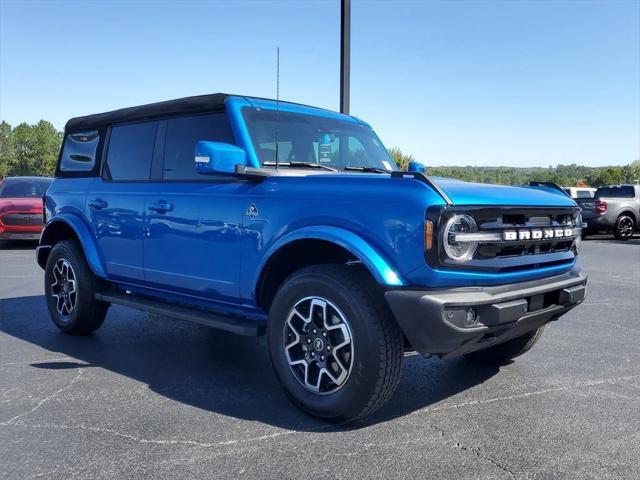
(464, 308, 478, 327)
(444, 307, 480, 328)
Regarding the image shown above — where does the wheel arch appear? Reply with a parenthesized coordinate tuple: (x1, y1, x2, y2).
(38, 215, 106, 278)
(254, 226, 405, 310)
(616, 209, 637, 225)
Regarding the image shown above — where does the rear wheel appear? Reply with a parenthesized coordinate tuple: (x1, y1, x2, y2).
(44, 240, 109, 335)
(268, 264, 403, 422)
(614, 215, 635, 240)
(465, 327, 545, 363)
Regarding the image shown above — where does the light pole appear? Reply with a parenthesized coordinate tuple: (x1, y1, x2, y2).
(340, 0, 351, 115)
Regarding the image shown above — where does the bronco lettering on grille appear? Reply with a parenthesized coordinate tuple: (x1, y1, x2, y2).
(502, 228, 574, 241)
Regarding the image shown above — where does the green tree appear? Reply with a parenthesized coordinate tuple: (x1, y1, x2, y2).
(11, 123, 38, 176)
(1, 120, 62, 177)
(624, 160, 640, 183)
(0, 121, 13, 179)
(33, 120, 62, 176)
(388, 147, 414, 171)
(587, 167, 626, 187)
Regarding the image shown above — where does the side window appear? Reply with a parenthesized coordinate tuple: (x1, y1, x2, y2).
(596, 186, 635, 199)
(105, 121, 158, 181)
(163, 113, 234, 180)
(576, 190, 591, 198)
(60, 131, 99, 172)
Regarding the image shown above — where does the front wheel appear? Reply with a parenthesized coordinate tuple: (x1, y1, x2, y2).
(268, 264, 403, 422)
(44, 240, 109, 335)
(465, 327, 545, 363)
(614, 215, 635, 241)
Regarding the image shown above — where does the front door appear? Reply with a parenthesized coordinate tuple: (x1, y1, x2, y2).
(143, 113, 247, 302)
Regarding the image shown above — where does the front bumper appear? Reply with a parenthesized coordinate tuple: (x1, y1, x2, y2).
(0, 231, 41, 241)
(385, 269, 587, 357)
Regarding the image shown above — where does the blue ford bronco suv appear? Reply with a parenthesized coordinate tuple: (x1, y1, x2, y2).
(38, 93, 587, 421)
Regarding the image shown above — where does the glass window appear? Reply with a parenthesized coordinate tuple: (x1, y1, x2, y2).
(60, 131, 99, 172)
(575, 190, 592, 198)
(0, 177, 52, 198)
(163, 113, 235, 180)
(242, 108, 396, 172)
(105, 121, 158, 181)
(596, 186, 635, 199)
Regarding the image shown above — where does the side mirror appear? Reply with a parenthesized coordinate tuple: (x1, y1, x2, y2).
(407, 161, 426, 173)
(195, 141, 247, 175)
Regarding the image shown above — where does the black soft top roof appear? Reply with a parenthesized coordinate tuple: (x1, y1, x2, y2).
(65, 93, 229, 132)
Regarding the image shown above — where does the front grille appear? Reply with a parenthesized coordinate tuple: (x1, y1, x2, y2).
(474, 209, 576, 260)
(1, 213, 43, 227)
(427, 206, 580, 273)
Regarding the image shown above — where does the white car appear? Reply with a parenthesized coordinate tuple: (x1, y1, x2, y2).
(562, 186, 596, 199)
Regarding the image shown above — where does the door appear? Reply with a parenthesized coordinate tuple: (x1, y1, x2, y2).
(88, 120, 159, 281)
(143, 112, 248, 302)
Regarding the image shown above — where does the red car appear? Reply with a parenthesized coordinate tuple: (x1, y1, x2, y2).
(0, 176, 52, 243)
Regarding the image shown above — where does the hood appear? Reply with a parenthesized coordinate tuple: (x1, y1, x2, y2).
(432, 177, 577, 207)
(0, 197, 43, 213)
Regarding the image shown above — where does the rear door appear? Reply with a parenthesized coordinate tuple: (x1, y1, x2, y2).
(88, 120, 159, 281)
(143, 112, 249, 302)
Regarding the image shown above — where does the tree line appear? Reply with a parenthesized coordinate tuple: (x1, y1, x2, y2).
(388, 148, 640, 187)
(0, 121, 61, 178)
(1, 121, 638, 187)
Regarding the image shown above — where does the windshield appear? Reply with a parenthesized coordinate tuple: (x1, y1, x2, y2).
(242, 108, 397, 172)
(0, 177, 52, 198)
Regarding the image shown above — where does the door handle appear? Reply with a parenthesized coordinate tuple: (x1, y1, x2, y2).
(148, 201, 174, 214)
(88, 198, 108, 210)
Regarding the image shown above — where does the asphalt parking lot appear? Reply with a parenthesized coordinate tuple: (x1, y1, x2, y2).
(1, 236, 639, 479)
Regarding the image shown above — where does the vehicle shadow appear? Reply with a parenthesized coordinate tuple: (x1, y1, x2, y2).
(0, 240, 39, 250)
(583, 235, 640, 246)
(0, 294, 500, 431)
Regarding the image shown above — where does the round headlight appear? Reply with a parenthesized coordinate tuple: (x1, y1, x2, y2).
(443, 214, 478, 262)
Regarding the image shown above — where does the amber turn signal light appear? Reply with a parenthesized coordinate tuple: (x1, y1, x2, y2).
(425, 220, 433, 250)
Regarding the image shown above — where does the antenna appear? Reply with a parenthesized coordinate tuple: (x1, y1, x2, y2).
(275, 47, 280, 171)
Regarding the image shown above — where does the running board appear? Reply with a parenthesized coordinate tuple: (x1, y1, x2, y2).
(95, 292, 266, 337)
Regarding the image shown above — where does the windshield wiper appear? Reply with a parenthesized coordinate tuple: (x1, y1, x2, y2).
(343, 165, 389, 174)
(263, 161, 338, 172)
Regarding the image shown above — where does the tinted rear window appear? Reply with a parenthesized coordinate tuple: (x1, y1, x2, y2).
(0, 178, 52, 198)
(105, 121, 158, 181)
(162, 113, 234, 180)
(595, 186, 635, 199)
(60, 131, 99, 172)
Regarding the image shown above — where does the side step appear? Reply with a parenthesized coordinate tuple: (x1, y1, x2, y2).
(95, 291, 266, 337)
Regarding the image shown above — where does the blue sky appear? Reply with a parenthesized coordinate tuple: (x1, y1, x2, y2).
(1, 0, 638, 167)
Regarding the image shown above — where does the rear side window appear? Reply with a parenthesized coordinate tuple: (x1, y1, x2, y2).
(105, 121, 158, 181)
(575, 190, 592, 198)
(162, 113, 234, 180)
(60, 131, 99, 172)
(596, 186, 635, 199)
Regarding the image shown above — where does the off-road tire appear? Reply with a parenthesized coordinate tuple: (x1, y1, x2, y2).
(465, 326, 545, 363)
(44, 240, 109, 335)
(268, 264, 403, 422)
(614, 214, 635, 241)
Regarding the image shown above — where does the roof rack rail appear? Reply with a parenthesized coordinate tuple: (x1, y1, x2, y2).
(390, 171, 453, 205)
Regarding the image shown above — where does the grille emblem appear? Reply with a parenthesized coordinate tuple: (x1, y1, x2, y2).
(503, 228, 574, 241)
